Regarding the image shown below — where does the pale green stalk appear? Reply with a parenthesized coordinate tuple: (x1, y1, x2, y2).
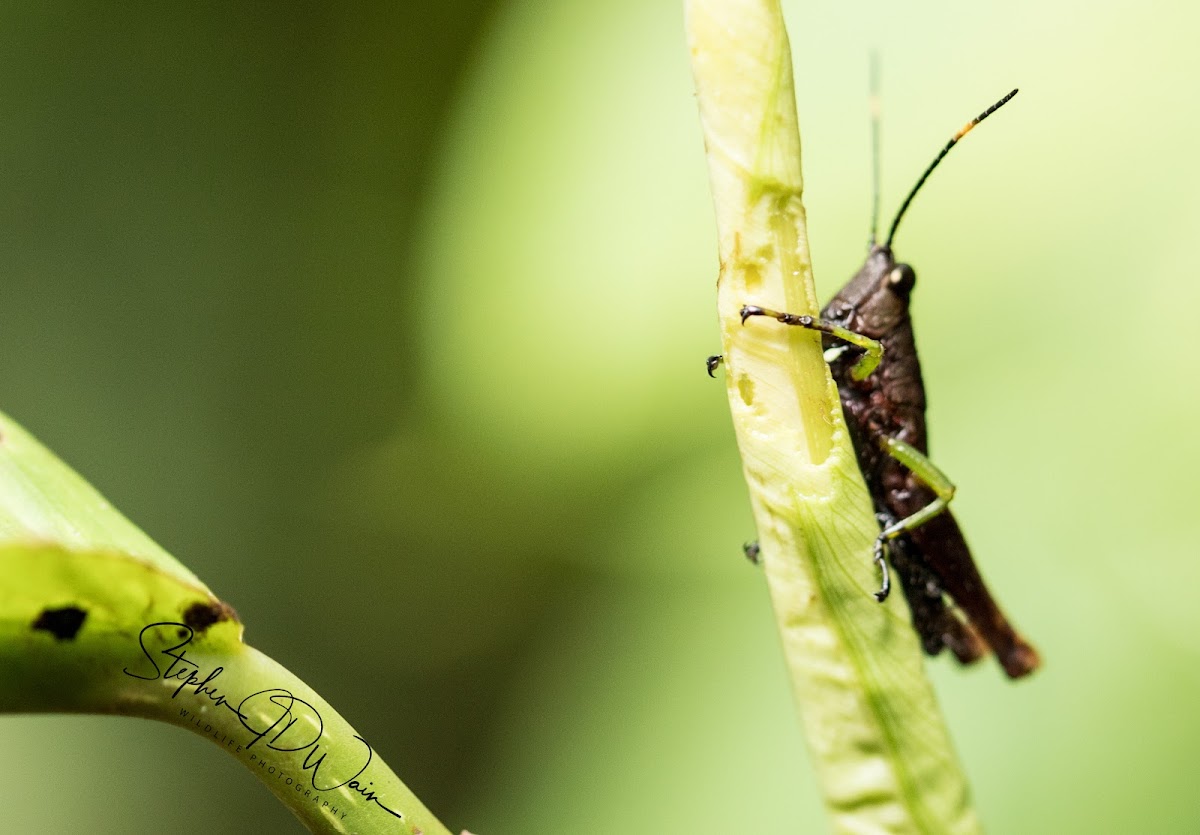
(686, 1, 982, 832)
(0, 411, 454, 835)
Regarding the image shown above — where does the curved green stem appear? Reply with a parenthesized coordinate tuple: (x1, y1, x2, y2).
(686, 2, 981, 832)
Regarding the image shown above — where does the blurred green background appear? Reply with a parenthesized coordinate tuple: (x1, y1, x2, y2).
(1, 0, 1197, 832)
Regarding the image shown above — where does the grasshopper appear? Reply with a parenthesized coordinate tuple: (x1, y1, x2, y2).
(711, 90, 1039, 679)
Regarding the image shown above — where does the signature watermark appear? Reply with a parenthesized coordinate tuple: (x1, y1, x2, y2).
(124, 622, 404, 824)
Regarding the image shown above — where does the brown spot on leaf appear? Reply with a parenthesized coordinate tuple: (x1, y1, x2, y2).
(182, 599, 239, 634)
(32, 606, 88, 640)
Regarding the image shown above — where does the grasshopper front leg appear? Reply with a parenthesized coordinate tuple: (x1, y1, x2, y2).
(739, 305, 883, 380)
(872, 436, 956, 601)
(738, 304, 889, 595)
(736, 306, 959, 603)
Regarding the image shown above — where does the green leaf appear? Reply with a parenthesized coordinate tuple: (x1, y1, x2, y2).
(0, 411, 207, 588)
(0, 410, 453, 835)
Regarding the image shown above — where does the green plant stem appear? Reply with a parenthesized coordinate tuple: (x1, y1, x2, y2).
(686, 1, 981, 832)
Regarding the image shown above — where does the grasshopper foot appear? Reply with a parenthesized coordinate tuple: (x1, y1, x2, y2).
(743, 541, 761, 565)
(873, 536, 891, 602)
(739, 305, 763, 324)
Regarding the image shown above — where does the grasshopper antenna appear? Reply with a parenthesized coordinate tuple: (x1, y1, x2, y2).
(868, 52, 882, 248)
(884, 88, 1018, 248)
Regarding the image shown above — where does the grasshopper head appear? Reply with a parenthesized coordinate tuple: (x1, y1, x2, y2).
(822, 245, 915, 337)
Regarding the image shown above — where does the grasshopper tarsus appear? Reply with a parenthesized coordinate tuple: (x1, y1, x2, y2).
(741, 304, 814, 329)
(873, 554, 892, 599)
(872, 538, 891, 601)
(743, 541, 761, 565)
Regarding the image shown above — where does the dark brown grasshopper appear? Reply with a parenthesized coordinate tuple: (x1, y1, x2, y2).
(712, 90, 1040, 679)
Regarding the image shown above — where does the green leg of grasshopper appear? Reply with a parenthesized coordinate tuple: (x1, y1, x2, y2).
(731, 307, 953, 602)
(732, 306, 887, 589)
(871, 436, 957, 601)
(739, 305, 883, 380)
(733, 305, 957, 602)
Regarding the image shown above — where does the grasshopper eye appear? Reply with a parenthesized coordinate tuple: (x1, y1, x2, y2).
(888, 264, 916, 294)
